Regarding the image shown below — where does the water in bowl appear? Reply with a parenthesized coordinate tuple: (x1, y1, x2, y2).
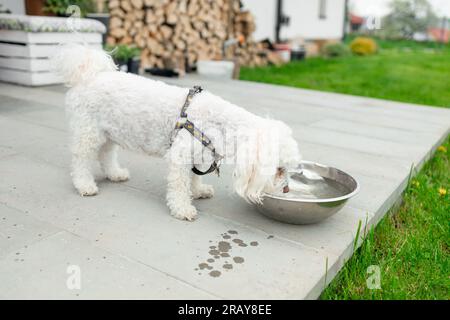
(273, 171, 351, 200)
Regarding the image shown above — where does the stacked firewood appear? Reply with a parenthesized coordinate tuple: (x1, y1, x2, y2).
(107, 0, 277, 69)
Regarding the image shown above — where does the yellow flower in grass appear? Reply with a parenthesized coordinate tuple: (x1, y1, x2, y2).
(438, 188, 447, 196)
(437, 145, 447, 153)
(412, 180, 420, 188)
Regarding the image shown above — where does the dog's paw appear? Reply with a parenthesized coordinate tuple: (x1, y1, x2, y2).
(107, 168, 130, 182)
(76, 183, 99, 197)
(171, 205, 198, 221)
(192, 184, 214, 199)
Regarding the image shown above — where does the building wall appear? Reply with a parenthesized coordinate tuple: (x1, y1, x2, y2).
(241, 0, 278, 41)
(241, 0, 346, 41)
(0, 0, 25, 14)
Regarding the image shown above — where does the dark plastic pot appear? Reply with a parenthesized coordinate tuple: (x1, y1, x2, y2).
(127, 57, 141, 74)
(291, 49, 306, 61)
(115, 59, 128, 72)
(115, 58, 140, 74)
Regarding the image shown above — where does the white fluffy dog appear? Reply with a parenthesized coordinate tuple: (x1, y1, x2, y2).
(54, 44, 300, 221)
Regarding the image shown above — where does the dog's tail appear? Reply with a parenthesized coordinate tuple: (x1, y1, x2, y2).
(52, 44, 117, 87)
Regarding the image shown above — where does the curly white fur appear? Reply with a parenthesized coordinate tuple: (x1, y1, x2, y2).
(52, 44, 117, 86)
(54, 44, 301, 221)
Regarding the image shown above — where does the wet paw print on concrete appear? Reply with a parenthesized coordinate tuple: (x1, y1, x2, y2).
(194, 230, 260, 278)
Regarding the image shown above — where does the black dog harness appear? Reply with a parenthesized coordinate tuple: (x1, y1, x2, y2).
(170, 86, 224, 176)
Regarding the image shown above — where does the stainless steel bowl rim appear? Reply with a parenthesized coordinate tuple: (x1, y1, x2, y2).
(262, 161, 360, 203)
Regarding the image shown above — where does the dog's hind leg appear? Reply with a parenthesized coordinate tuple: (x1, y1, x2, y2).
(191, 175, 214, 199)
(99, 140, 130, 182)
(70, 125, 105, 196)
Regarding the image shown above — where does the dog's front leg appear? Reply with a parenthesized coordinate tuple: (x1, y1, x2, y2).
(166, 162, 197, 221)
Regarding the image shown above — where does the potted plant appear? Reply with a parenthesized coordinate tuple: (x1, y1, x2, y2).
(42, 0, 94, 17)
(107, 44, 141, 74)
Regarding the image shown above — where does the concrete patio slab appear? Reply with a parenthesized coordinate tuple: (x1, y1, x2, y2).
(0, 204, 60, 260)
(0, 76, 448, 299)
(0, 231, 215, 299)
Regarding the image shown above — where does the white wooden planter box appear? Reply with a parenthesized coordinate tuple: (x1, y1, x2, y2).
(0, 68, 62, 86)
(0, 14, 106, 86)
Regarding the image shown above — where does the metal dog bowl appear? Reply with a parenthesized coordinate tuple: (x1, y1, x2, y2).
(256, 161, 359, 224)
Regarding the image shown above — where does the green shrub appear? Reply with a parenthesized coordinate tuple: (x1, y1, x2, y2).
(105, 44, 141, 63)
(350, 37, 378, 55)
(44, 0, 94, 17)
(321, 42, 350, 58)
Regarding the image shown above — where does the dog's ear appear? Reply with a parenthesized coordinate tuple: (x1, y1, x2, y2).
(52, 44, 117, 87)
(233, 121, 278, 203)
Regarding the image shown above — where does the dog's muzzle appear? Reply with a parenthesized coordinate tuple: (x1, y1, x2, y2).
(278, 167, 290, 193)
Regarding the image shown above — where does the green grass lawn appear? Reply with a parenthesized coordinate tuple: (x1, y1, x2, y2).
(240, 39, 450, 108)
(240, 38, 450, 299)
(321, 137, 449, 299)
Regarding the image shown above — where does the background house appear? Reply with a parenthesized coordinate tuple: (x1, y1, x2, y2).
(241, 0, 347, 42)
(349, 13, 364, 32)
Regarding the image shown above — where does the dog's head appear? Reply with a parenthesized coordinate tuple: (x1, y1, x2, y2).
(233, 119, 300, 203)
